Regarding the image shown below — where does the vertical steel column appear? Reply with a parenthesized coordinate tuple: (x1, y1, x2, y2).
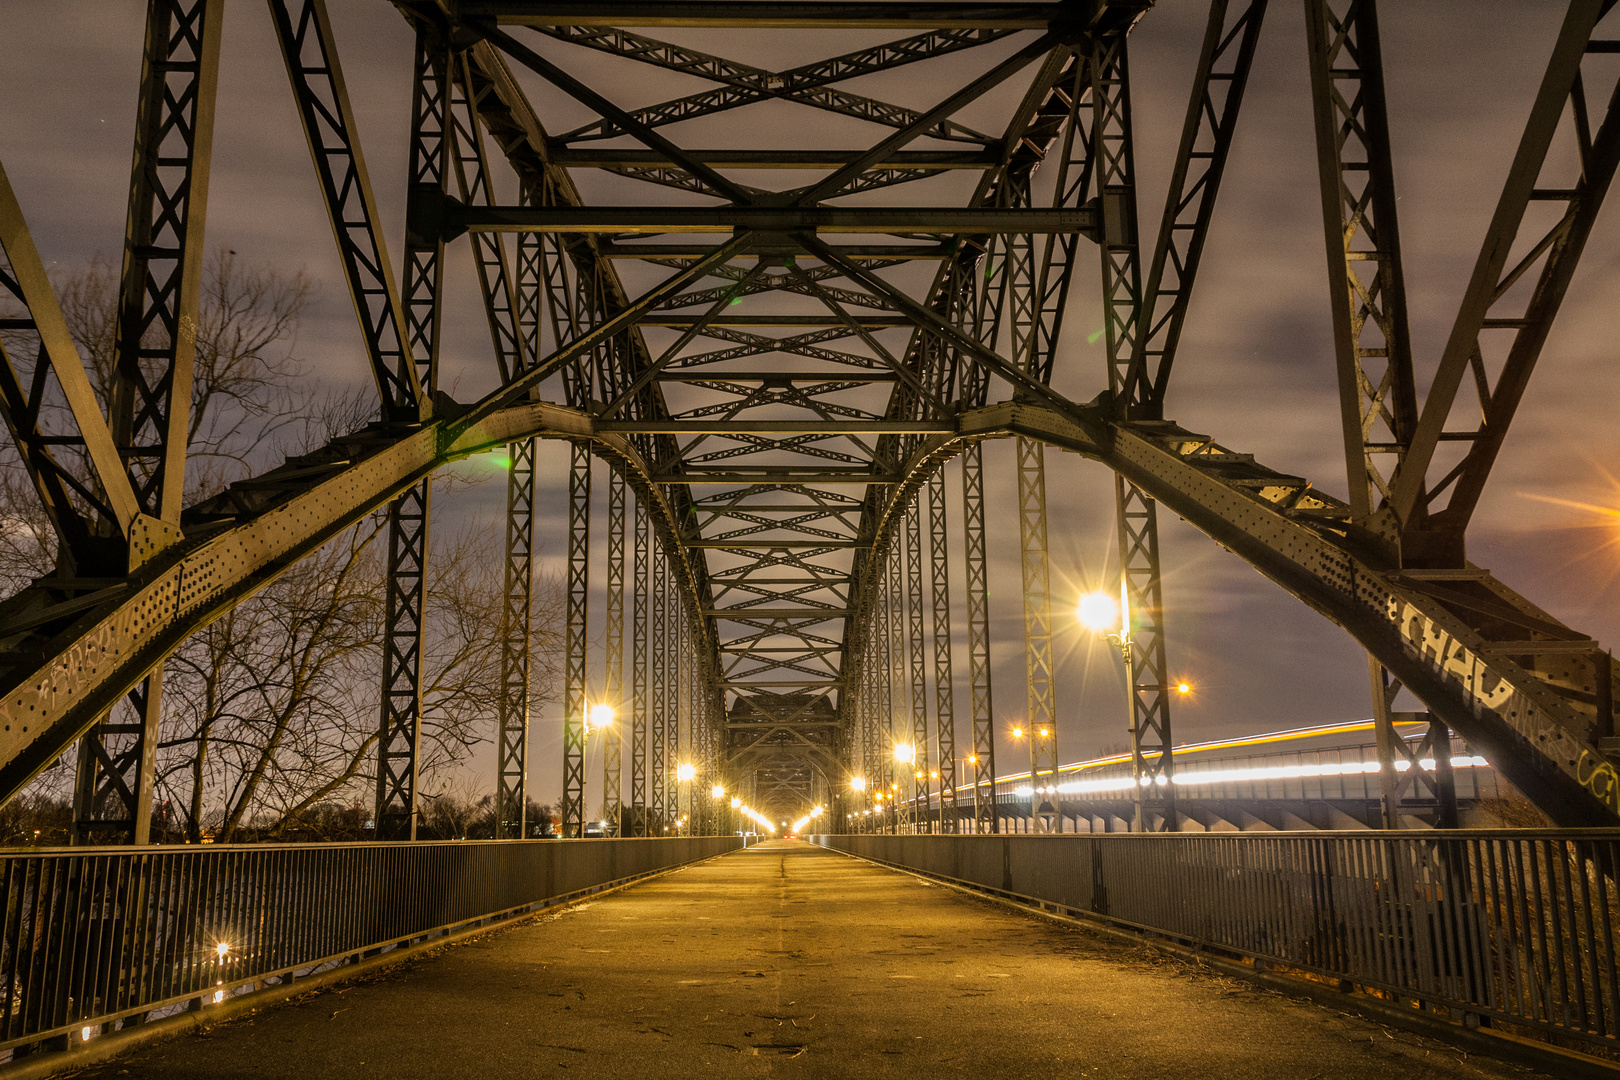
(71, 666, 167, 845)
(666, 568, 682, 828)
(1017, 437, 1059, 832)
(904, 497, 931, 832)
(673, 600, 685, 830)
(631, 496, 650, 835)
(376, 481, 430, 840)
(1305, 0, 1433, 824)
(72, 0, 222, 846)
(1093, 29, 1176, 832)
(961, 441, 997, 834)
(650, 538, 668, 832)
(399, 21, 449, 400)
(886, 536, 907, 834)
(603, 471, 626, 834)
(561, 442, 591, 837)
(1115, 474, 1176, 830)
(494, 437, 535, 838)
(1369, 662, 1459, 828)
(374, 20, 449, 843)
(927, 472, 958, 833)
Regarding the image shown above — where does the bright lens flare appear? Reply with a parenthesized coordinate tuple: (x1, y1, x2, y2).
(710, 784, 726, 799)
(730, 797, 742, 809)
(1517, 491, 1620, 519)
(850, 776, 866, 792)
(585, 703, 614, 733)
(215, 942, 229, 959)
(894, 743, 916, 764)
(1077, 591, 1120, 633)
(676, 762, 696, 782)
(1176, 681, 1191, 695)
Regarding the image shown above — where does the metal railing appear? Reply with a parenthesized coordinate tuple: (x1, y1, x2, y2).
(0, 836, 737, 1054)
(817, 831, 1620, 1050)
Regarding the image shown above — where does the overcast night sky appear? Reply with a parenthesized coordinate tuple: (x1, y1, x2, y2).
(2, 1, 1618, 805)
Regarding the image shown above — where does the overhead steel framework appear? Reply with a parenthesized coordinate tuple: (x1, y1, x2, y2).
(0, 0, 1616, 840)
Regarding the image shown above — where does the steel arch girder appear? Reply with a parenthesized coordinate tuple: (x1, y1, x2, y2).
(834, 402, 1617, 828)
(976, 403, 1620, 828)
(0, 400, 689, 806)
(3, 397, 1611, 827)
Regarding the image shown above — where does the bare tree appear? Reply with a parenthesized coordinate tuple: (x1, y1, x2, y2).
(0, 252, 568, 844)
(56, 249, 311, 493)
(155, 511, 567, 843)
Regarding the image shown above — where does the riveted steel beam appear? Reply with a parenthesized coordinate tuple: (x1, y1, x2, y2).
(461, 2, 1076, 30)
(445, 204, 1098, 236)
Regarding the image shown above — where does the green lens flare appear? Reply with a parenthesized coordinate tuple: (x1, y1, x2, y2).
(1087, 329, 1104, 344)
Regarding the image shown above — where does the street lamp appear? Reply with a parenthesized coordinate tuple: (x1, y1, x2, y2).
(584, 702, 615, 735)
(1078, 582, 1174, 831)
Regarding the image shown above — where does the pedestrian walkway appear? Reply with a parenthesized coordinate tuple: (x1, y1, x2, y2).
(76, 841, 1551, 1079)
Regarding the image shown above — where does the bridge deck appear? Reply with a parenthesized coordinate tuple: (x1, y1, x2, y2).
(79, 842, 1539, 1079)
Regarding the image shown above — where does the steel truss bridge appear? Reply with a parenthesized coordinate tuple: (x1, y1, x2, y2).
(1, 0, 1619, 853)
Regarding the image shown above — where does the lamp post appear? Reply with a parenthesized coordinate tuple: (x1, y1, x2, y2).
(1078, 583, 1175, 831)
(585, 704, 617, 834)
(676, 762, 696, 834)
(893, 743, 916, 834)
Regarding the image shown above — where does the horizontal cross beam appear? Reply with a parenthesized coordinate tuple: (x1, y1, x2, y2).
(707, 608, 854, 618)
(600, 420, 951, 433)
(684, 540, 869, 549)
(598, 242, 952, 260)
(462, 2, 1073, 28)
(552, 149, 999, 169)
(652, 371, 899, 382)
(654, 470, 899, 484)
(445, 203, 1099, 236)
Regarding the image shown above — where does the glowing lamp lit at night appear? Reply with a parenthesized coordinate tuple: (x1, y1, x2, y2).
(894, 743, 916, 765)
(585, 703, 615, 733)
(1177, 681, 1192, 695)
(850, 776, 866, 791)
(711, 784, 726, 798)
(1077, 590, 1120, 634)
(676, 762, 696, 782)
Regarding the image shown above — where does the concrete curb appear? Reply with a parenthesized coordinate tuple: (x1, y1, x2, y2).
(3, 848, 741, 1080)
(829, 847, 1620, 1080)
